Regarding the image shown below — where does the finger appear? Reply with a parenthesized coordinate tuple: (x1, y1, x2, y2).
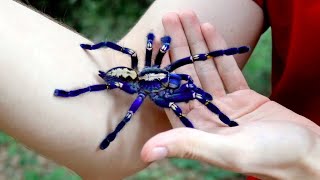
(179, 11, 226, 97)
(201, 23, 249, 93)
(162, 12, 201, 87)
(141, 128, 244, 172)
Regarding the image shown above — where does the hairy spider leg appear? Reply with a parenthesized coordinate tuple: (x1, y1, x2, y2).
(145, 33, 155, 67)
(54, 84, 108, 97)
(165, 46, 250, 72)
(163, 82, 238, 127)
(80, 42, 139, 70)
(169, 103, 194, 128)
(154, 36, 171, 67)
(196, 97, 238, 127)
(175, 73, 197, 89)
(54, 80, 138, 97)
(150, 94, 194, 128)
(99, 93, 146, 150)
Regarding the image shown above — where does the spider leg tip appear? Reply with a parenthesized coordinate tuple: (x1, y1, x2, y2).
(229, 121, 239, 127)
(80, 43, 91, 49)
(53, 89, 69, 97)
(147, 33, 155, 39)
(53, 89, 62, 96)
(99, 141, 110, 150)
(161, 36, 171, 43)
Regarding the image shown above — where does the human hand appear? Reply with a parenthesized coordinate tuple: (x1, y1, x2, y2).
(141, 11, 320, 179)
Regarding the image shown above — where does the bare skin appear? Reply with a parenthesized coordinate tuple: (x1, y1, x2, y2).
(141, 12, 320, 180)
(0, 0, 263, 179)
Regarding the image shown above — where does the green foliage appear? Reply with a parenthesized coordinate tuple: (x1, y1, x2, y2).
(21, 0, 153, 40)
(0, 131, 14, 145)
(42, 168, 81, 180)
(244, 29, 272, 96)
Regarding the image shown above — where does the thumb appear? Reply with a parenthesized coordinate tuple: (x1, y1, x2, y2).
(141, 128, 243, 171)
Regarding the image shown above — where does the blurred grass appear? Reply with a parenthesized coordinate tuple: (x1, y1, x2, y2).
(0, 1, 271, 179)
(244, 29, 272, 96)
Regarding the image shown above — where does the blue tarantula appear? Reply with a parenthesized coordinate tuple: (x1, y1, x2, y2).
(54, 33, 249, 150)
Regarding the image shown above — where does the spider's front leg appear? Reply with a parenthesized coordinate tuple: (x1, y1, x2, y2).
(154, 36, 171, 67)
(165, 46, 250, 72)
(99, 93, 146, 150)
(80, 41, 138, 70)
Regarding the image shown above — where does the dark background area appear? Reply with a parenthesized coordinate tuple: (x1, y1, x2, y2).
(0, 1, 271, 179)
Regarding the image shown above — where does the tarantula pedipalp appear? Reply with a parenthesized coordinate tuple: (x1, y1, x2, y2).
(54, 33, 250, 150)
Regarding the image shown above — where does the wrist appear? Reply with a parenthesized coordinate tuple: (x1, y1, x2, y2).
(300, 133, 320, 179)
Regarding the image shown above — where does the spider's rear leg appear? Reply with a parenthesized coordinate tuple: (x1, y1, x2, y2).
(54, 80, 138, 97)
(54, 84, 108, 97)
(99, 93, 146, 150)
(80, 41, 138, 70)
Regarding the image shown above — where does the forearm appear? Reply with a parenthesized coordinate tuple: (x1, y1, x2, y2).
(0, 1, 168, 179)
(123, 0, 264, 68)
(303, 136, 320, 179)
(0, 0, 264, 179)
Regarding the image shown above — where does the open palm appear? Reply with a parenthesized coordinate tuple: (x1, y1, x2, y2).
(141, 11, 320, 179)
(161, 11, 268, 130)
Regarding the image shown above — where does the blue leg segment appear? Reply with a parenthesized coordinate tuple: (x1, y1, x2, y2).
(196, 97, 238, 127)
(54, 84, 107, 97)
(145, 33, 155, 67)
(160, 83, 237, 127)
(80, 41, 139, 70)
(177, 74, 194, 86)
(151, 94, 194, 128)
(169, 103, 194, 128)
(154, 36, 171, 67)
(106, 81, 138, 94)
(165, 46, 250, 72)
(99, 93, 146, 150)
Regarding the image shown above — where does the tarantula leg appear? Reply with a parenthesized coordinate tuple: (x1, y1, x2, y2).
(99, 93, 146, 150)
(54, 84, 107, 97)
(105, 82, 138, 94)
(195, 96, 238, 127)
(145, 33, 155, 67)
(164, 87, 237, 127)
(80, 41, 138, 70)
(165, 46, 250, 72)
(151, 94, 194, 128)
(154, 36, 171, 67)
(168, 102, 194, 128)
(176, 74, 197, 88)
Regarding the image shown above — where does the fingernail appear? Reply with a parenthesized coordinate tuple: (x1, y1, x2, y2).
(147, 147, 168, 162)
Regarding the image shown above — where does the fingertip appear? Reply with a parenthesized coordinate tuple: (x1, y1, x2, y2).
(178, 10, 198, 22)
(178, 9, 196, 17)
(141, 128, 185, 162)
(140, 131, 169, 163)
(201, 23, 216, 34)
(162, 12, 180, 26)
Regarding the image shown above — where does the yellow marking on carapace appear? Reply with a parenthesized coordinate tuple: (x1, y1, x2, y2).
(107, 68, 137, 79)
(139, 73, 167, 81)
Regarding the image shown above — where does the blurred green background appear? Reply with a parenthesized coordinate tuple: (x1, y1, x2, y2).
(0, 0, 271, 179)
